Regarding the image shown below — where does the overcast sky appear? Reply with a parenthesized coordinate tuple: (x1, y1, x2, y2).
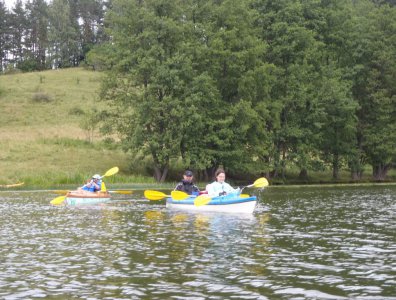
(4, 0, 17, 9)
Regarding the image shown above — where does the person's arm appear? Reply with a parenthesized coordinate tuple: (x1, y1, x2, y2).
(206, 183, 216, 197)
(94, 181, 102, 191)
(82, 180, 93, 189)
(193, 184, 200, 192)
(207, 182, 223, 197)
(174, 182, 183, 191)
(223, 182, 240, 194)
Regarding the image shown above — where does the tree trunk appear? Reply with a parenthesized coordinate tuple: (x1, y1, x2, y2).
(153, 165, 169, 182)
(351, 171, 362, 181)
(299, 168, 308, 179)
(205, 166, 218, 182)
(372, 163, 390, 181)
(350, 159, 363, 181)
(332, 153, 339, 180)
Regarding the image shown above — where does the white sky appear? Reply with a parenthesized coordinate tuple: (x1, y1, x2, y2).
(3, 0, 18, 9)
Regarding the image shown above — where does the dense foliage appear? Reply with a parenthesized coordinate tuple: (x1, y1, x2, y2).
(98, 0, 395, 182)
(1, 0, 395, 182)
(0, 0, 108, 70)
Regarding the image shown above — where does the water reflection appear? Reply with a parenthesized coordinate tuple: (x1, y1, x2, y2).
(0, 186, 395, 299)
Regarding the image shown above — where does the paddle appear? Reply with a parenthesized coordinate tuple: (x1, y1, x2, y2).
(52, 189, 133, 195)
(144, 190, 190, 201)
(195, 177, 269, 206)
(240, 177, 269, 192)
(50, 195, 67, 205)
(50, 167, 119, 205)
(194, 194, 212, 206)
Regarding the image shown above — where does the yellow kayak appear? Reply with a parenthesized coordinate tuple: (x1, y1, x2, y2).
(0, 182, 24, 188)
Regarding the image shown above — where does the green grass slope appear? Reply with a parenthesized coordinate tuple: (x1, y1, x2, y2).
(0, 68, 150, 187)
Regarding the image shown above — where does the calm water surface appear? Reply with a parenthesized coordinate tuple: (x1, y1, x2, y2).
(0, 185, 395, 299)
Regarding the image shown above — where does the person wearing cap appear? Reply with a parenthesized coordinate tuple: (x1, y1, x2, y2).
(174, 170, 200, 195)
(80, 174, 102, 192)
(206, 169, 240, 197)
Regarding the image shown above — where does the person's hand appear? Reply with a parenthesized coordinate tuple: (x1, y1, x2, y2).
(219, 191, 227, 196)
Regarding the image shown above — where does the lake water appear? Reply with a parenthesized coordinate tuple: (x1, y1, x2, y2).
(0, 185, 395, 299)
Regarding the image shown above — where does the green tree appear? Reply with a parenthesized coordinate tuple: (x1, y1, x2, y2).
(317, 66, 357, 180)
(254, 0, 324, 179)
(25, 0, 48, 70)
(79, 0, 106, 60)
(9, 0, 28, 68)
(0, 1, 10, 70)
(100, 0, 193, 181)
(179, 0, 271, 178)
(47, 0, 79, 67)
(349, 1, 396, 180)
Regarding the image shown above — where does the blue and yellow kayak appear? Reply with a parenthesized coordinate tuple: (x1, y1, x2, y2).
(166, 194, 257, 213)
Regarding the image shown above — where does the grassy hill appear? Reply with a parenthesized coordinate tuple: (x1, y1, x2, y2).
(0, 68, 155, 188)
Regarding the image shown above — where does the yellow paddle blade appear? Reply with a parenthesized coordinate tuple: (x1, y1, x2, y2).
(170, 190, 189, 200)
(144, 190, 168, 201)
(50, 195, 66, 205)
(101, 182, 107, 192)
(252, 177, 269, 188)
(103, 167, 119, 177)
(194, 194, 212, 207)
(240, 194, 250, 198)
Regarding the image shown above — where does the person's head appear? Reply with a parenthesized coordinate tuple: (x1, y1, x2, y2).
(183, 170, 193, 182)
(92, 174, 101, 182)
(215, 169, 226, 183)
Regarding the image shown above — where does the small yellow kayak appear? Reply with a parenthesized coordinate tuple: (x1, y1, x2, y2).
(0, 182, 24, 188)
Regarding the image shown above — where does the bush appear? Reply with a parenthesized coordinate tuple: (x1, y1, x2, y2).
(31, 92, 53, 103)
(69, 106, 85, 115)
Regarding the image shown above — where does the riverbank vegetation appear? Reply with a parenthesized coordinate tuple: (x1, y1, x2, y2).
(1, 0, 396, 186)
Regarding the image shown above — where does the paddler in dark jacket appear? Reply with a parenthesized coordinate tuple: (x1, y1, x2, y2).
(174, 170, 200, 195)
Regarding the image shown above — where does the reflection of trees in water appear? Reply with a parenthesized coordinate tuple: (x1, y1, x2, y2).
(245, 213, 272, 276)
(194, 215, 210, 236)
(140, 211, 213, 280)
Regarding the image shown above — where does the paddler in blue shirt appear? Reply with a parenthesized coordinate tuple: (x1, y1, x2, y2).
(81, 174, 102, 192)
(206, 169, 240, 197)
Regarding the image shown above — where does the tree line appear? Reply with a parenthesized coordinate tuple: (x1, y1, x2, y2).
(1, 0, 395, 183)
(95, 0, 396, 182)
(0, 0, 108, 71)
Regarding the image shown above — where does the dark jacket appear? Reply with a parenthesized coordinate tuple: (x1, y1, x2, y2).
(174, 180, 200, 195)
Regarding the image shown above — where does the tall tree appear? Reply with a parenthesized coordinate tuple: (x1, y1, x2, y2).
(0, 1, 10, 70)
(254, 0, 324, 179)
(99, 0, 193, 181)
(179, 0, 271, 178)
(9, 0, 28, 67)
(317, 66, 357, 179)
(25, 0, 48, 70)
(348, 1, 396, 180)
(79, 0, 107, 61)
(47, 0, 79, 67)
